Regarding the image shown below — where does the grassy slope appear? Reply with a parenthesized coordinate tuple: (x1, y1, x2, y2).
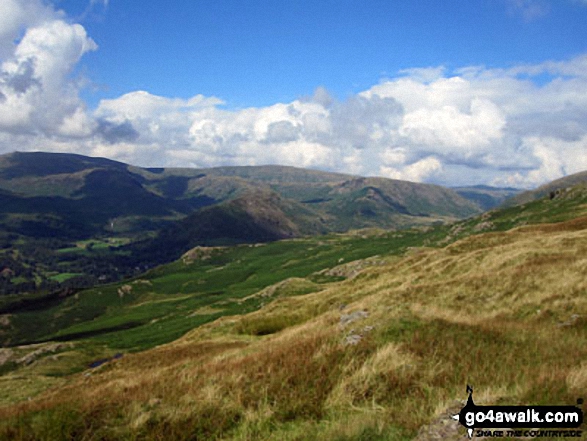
(0, 152, 484, 295)
(0, 185, 586, 439)
(1, 227, 444, 349)
(505, 170, 587, 206)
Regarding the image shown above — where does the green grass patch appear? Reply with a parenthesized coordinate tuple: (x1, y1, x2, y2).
(48, 273, 82, 283)
(3, 227, 446, 364)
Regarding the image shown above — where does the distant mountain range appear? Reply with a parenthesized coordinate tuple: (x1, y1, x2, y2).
(2, 160, 587, 441)
(451, 185, 521, 211)
(502, 170, 587, 207)
(0, 151, 516, 240)
(0, 151, 527, 293)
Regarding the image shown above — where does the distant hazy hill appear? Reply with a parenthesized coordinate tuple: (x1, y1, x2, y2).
(453, 185, 521, 211)
(0, 151, 487, 293)
(0, 152, 215, 239)
(503, 170, 587, 206)
(0, 151, 482, 242)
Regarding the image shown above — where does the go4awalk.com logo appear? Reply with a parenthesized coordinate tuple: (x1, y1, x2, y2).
(452, 386, 584, 438)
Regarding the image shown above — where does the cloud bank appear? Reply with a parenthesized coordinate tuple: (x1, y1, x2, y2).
(1, 1, 587, 188)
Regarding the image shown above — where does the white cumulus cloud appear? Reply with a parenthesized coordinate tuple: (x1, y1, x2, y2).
(380, 156, 443, 182)
(0, 1, 97, 137)
(1, 1, 587, 189)
(399, 98, 506, 153)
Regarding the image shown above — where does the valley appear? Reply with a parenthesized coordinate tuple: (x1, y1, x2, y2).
(0, 152, 499, 295)
(0, 154, 586, 440)
(2, 0, 586, 439)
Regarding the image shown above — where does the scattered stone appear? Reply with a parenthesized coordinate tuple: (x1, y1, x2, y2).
(343, 333, 363, 346)
(0, 348, 13, 366)
(240, 277, 316, 303)
(473, 221, 495, 232)
(118, 284, 132, 298)
(413, 401, 465, 441)
(320, 257, 386, 280)
(339, 310, 369, 327)
(16, 343, 70, 366)
(342, 325, 375, 346)
(450, 225, 465, 236)
(133, 279, 153, 286)
(181, 246, 225, 264)
(558, 314, 581, 327)
(0, 314, 11, 327)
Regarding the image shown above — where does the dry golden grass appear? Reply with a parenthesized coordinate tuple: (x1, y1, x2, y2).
(2, 217, 587, 439)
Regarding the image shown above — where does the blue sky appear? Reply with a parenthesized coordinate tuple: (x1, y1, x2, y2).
(1, 0, 587, 187)
(68, 0, 587, 108)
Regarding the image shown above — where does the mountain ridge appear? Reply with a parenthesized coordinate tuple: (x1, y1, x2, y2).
(0, 151, 488, 294)
(1, 169, 586, 440)
(503, 169, 587, 206)
(0, 152, 479, 241)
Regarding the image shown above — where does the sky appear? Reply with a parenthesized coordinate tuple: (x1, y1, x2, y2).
(1, 1, 587, 187)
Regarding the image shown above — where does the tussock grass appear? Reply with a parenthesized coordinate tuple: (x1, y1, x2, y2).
(2, 215, 587, 439)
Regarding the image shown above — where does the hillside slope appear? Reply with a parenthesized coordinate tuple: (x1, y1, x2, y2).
(2, 179, 587, 349)
(0, 152, 216, 238)
(1, 182, 586, 440)
(504, 169, 587, 206)
(133, 189, 329, 264)
(0, 152, 481, 237)
(0, 152, 482, 294)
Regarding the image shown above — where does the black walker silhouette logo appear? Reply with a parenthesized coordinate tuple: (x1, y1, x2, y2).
(452, 385, 584, 438)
